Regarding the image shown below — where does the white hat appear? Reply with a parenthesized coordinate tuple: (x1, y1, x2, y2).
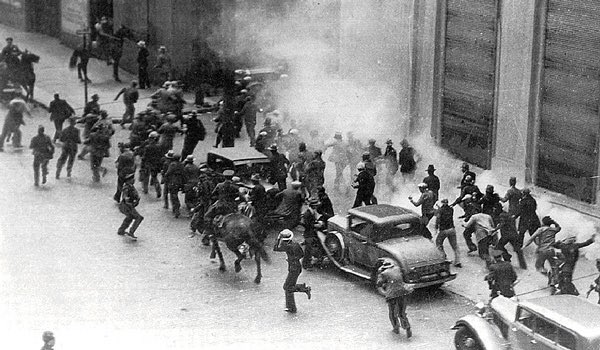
(137, 41, 146, 47)
(279, 229, 294, 240)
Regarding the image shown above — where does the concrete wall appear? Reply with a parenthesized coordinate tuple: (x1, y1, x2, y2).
(60, 0, 89, 48)
(490, 0, 537, 185)
(339, 0, 415, 132)
(0, 1, 27, 31)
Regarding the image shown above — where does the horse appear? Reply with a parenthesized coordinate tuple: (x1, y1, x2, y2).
(209, 212, 270, 284)
(0, 50, 39, 102)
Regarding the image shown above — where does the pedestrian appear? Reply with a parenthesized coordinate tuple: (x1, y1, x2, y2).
(218, 120, 237, 148)
(48, 93, 75, 142)
(515, 188, 540, 247)
(161, 150, 175, 208)
(139, 131, 163, 197)
(117, 172, 143, 239)
(88, 124, 111, 182)
(479, 185, 503, 222)
(249, 173, 268, 221)
(485, 249, 517, 299)
(462, 209, 497, 264)
(316, 186, 334, 222)
(136, 41, 150, 89)
(423, 164, 440, 200)
(76, 94, 101, 160)
(70, 39, 92, 83)
(375, 257, 414, 337)
(268, 144, 290, 190)
(239, 95, 258, 146)
(55, 116, 81, 179)
(305, 150, 326, 196)
(154, 45, 172, 86)
(494, 211, 527, 269)
(366, 138, 382, 176)
(500, 176, 521, 216)
(362, 152, 377, 177)
(301, 197, 324, 269)
(271, 181, 304, 229)
(551, 233, 595, 295)
(325, 132, 348, 192)
(451, 175, 482, 208)
(398, 139, 417, 183)
(383, 139, 398, 190)
(113, 143, 136, 202)
(183, 154, 201, 214)
(164, 153, 186, 218)
(29, 125, 54, 186)
(586, 259, 600, 304)
(409, 183, 436, 230)
(459, 162, 476, 189)
(0, 97, 26, 151)
(352, 162, 375, 208)
(40, 331, 55, 350)
(114, 81, 139, 128)
(273, 229, 312, 313)
(128, 114, 148, 150)
(524, 216, 561, 274)
(181, 111, 206, 160)
(434, 199, 461, 267)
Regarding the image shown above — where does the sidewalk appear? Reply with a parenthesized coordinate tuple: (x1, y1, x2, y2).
(2, 23, 599, 305)
(0, 23, 205, 118)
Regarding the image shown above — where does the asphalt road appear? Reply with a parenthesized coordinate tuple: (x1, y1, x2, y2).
(0, 105, 474, 350)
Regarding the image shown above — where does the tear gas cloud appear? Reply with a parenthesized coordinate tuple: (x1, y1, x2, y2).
(228, 0, 600, 260)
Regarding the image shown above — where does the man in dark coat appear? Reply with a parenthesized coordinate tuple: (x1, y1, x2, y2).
(249, 173, 268, 221)
(451, 175, 483, 207)
(271, 181, 304, 229)
(274, 229, 312, 313)
(183, 155, 201, 213)
(409, 183, 436, 231)
(268, 144, 290, 190)
(515, 188, 540, 244)
(459, 162, 476, 189)
(114, 81, 139, 127)
(164, 153, 186, 218)
(423, 164, 440, 200)
(552, 234, 595, 295)
(181, 111, 206, 160)
(398, 139, 416, 183)
(203, 170, 239, 234)
(301, 197, 324, 269)
(140, 131, 163, 197)
(485, 250, 517, 298)
(29, 125, 54, 186)
(352, 162, 375, 208)
(239, 95, 258, 146)
(55, 117, 81, 179)
(88, 125, 111, 182)
(113, 143, 136, 202)
(117, 173, 143, 239)
(48, 93, 75, 142)
(383, 139, 398, 190)
(0, 98, 26, 151)
(316, 186, 334, 221)
(71, 40, 91, 82)
(158, 115, 182, 151)
(376, 258, 414, 337)
(305, 150, 326, 196)
(136, 41, 150, 89)
(1, 37, 21, 78)
(501, 176, 522, 216)
(479, 185, 503, 222)
(218, 120, 237, 148)
(435, 199, 461, 267)
(494, 211, 527, 269)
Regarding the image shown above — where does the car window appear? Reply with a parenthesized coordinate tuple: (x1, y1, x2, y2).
(372, 223, 418, 242)
(534, 317, 557, 342)
(556, 328, 576, 350)
(518, 308, 576, 349)
(517, 308, 535, 330)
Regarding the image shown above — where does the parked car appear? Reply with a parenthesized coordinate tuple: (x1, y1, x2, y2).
(453, 295, 600, 350)
(317, 204, 456, 293)
(205, 146, 271, 183)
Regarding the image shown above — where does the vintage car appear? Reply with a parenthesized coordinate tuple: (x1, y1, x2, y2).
(453, 295, 600, 350)
(205, 146, 271, 181)
(317, 204, 456, 292)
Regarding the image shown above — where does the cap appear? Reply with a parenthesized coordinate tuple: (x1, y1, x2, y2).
(386, 139, 393, 144)
(522, 188, 531, 194)
(240, 89, 248, 94)
(232, 176, 241, 183)
(91, 94, 99, 100)
(165, 150, 175, 158)
(541, 216, 553, 226)
(259, 131, 268, 136)
(268, 144, 278, 151)
(159, 45, 166, 51)
(42, 331, 55, 343)
(427, 164, 436, 172)
(185, 155, 194, 162)
(357, 162, 365, 170)
(137, 40, 146, 47)
(418, 182, 428, 188)
(291, 181, 302, 188)
(279, 229, 293, 240)
(250, 173, 261, 181)
(289, 128, 299, 135)
(222, 169, 235, 177)
(149, 131, 159, 138)
(334, 132, 342, 139)
(368, 138, 376, 144)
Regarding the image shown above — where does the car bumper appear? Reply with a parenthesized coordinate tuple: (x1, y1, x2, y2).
(411, 273, 456, 289)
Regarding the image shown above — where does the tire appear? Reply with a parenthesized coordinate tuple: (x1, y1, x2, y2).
(454, 326, 483, 350)
(324, 234, 343, 262)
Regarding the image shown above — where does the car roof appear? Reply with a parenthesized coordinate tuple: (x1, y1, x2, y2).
(347, 204, 421, 225)
(520, 295, 600, 338)
(208, 147, 270, 166)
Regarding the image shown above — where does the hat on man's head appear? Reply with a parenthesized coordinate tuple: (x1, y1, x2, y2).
(291, 181, 302, 188)
(441, 198, 449, 204)
(522, 188, 531, 194)
(159, 45, 166, 51)
(418, 182, 428, 189)
(427, 164, 436, 172)
(386, 139, 393, 144)
(232, 176, 241, 183)
(368, 138, 376, 144)
(222, 169, 235, 177)
(334, 131, 342, 140)
(279, 229, 294, 241)
(42, 331, 54, 343)
(91, 94, 99, 100)
(149, 131, 159, 138)
(165, 150, 175, 159)
(268, 144, 278, 151)
(250, 173, 261, 182)
(184, 155, 194, 163)
(137, 41, 146, 47)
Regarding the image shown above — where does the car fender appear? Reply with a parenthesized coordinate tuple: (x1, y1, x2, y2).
(453, 314, 504, 350)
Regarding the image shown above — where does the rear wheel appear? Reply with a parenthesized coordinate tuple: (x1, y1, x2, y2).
(454, 326, 483, 350)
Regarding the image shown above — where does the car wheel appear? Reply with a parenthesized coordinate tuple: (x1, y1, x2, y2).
(454, 326, 483, 350)
(324, 235, 343, 262)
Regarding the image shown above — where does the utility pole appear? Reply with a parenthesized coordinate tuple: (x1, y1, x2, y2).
(75, 28, 91, 107)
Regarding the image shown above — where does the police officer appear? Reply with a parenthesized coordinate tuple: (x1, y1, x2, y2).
(274, 229, 312, 313)
(117, 172, 143, 239)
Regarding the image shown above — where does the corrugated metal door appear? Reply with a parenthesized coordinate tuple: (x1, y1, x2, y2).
(537, 0, 600, 203)
(441, 0, 499, 169)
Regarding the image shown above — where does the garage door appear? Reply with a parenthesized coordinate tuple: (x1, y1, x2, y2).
(441, 0, 499, 169)
(536, 0, 600, 203)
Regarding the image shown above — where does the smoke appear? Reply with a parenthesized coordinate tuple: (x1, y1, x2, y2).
(225, 0, 600, 260)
